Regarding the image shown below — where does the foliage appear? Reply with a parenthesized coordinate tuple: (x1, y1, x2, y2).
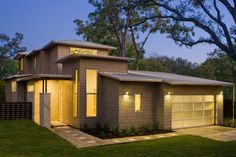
(223, 118, 233, 127)
(0, 33, 26, 79)
(74, 0, 165, 69)
(133, 0, 236, 62)
(82, 124, 89, 131)
(0, 80, 5, 102)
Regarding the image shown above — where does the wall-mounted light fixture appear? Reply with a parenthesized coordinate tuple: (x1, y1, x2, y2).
(123, 91, 130, 98)
(220, 91, 223, 95)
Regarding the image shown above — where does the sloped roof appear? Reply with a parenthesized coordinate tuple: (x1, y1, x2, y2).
(101, 70, 233, 86)
(16, 74, 72, 82)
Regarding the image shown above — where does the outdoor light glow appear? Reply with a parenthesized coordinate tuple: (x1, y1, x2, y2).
(220, 91, 223, 95)
(123, 91, 130, 99)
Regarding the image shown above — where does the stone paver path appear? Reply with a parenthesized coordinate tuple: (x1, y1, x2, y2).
(175, 126, 236, 142)
(51, 126, 182, 148)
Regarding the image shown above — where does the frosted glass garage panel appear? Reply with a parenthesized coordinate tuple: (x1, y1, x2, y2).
(172, 121, 182, 128)
(172, 96, 183, 103)
(183, 103, 193, 111)
(172, 112, 182, 120)
(204, 110, 214, 118)
(194, 103, 203, 110)
(182, 112, 193, 119)
(204, 95, 214, 102)
(204, 118, 214, 125)
(194, 111, 203, 118)
(172, 103, 182, 112)
(184, 96, 193, 102)
(204, 102, 214, 110)
(194, 119, 204, 126)
(194, 96, 203, 102)
(183, 120, 193, 127)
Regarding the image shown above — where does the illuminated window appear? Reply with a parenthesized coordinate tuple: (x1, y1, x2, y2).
(135, 94, 142, 112)
(73, 70, 78, 117)
(11, 81, 16, 92)
(70, 47, 98, 55)
(34, 57, 37, 68)
(27, 82, 34, 92)
(86, 69, 97, 117)
(19, 58, 24, 71)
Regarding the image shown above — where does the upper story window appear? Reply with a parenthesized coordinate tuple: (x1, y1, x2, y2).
(11, 81, 16, 92)
(70, 47, 98, 55)
(34, 57, 37, 68)
(19, 58, 24, 71)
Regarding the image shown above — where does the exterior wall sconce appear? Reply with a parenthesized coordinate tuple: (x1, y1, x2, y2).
(220, 91, 223, 95)
(123, 91, 130, 98)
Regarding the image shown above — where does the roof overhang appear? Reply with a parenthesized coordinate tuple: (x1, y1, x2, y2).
(4, 74, 32, 80)
(16, 74, 72, 82)
(13, 52, 29, 60)
(56, 54, 133, 63)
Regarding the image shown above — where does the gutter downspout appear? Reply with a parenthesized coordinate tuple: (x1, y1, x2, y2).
(233, 84, 235, 127)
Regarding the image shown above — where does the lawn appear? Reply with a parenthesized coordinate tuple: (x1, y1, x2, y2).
(1, 120, 236, 157)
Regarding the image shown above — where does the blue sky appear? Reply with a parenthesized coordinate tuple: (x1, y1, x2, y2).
(0, 0, 221, 63)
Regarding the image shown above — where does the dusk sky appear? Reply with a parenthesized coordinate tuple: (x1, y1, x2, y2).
(1, 0, 222, 63)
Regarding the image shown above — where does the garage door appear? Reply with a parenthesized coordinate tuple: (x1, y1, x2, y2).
(172, 95, 215, 129)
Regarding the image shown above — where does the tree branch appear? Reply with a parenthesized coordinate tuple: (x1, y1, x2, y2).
(218, 0, 236, 23)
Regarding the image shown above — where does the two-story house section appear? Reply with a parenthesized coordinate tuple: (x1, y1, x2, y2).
(5, 40, 233, 130)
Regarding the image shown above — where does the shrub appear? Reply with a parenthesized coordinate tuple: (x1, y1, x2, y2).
(103, 124, 110, 133)
(96, 122, 102, 131)
(141, 124, 153, 133)
(111, 125, 119, 136)
(152, 122, 159, 131)
(120, 129, 129, 136)
(223, 118, 233, 127)
(129, 126, 137, 136)
(82, 124, 89, 131)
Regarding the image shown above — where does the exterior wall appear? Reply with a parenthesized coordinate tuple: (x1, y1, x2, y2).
(40, 50, 49, 74)
(99, 77, 119, 126)
(16, 82, 26, 102)
(60, 80, 79, 127)
(118, 82, 160, 129)
(19, 56, 31, 75)
(5, 80, 11, 102)
(78, 58, 128, 128)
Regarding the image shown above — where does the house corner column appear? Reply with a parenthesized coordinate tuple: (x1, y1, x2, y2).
(216, 94, 223, 125)
(40, 93, 51, 128)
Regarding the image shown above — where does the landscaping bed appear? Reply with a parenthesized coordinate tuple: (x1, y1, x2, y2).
(81, 123, 172, 139)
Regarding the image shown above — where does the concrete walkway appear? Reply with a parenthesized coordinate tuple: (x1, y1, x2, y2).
(51, 126, 181, 148)
(175, 126, 236, 142)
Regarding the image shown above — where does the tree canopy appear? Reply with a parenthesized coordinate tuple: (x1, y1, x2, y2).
(131, 0, 236, 62)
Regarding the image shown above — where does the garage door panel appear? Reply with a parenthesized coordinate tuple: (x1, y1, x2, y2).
(183, 103, 193, 111)
(172, 95, 215, 129)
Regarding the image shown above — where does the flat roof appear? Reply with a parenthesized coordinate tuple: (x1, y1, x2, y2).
(101, 70, 233, 86)
(43, 40, 117, 51)
(15, 40, 117, 59)
(16, 74, 72, 82)
(4, 74, 32, 80)
(56, 54, 132, 63)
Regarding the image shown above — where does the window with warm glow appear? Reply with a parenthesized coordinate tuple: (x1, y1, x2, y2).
(73, 70, 78, 117)
(19, 58, 24, 71)
(135, 94, 142, 112)
(11, 81, 16, 92)
(27, 82, 34, 92)
(86, 69, 97, 117)
(70, 47, 98, 55)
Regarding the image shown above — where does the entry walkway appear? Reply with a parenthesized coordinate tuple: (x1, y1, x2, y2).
(175, 126, 236, 142)
(51, 126, 181, 148)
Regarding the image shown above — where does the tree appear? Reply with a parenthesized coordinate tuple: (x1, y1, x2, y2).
(74, 0, 162, 69)
(0, 33, 26, 79)
(131, 0, 236, 62)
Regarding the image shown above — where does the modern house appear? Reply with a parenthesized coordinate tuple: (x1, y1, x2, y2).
(5, 40, 233, 130)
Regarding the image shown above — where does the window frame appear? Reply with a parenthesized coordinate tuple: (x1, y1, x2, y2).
(19, 58, 24, 71)
(85, 69, 97, 117)
(11, 81, 16, 92)
(134, 93, 142, 112)
(73, 69, 78, 117)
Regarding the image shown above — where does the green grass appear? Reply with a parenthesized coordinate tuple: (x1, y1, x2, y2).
(1, 120, 236, 157)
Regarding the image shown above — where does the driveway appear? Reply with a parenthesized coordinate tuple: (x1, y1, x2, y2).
(175, 126, 236, 142)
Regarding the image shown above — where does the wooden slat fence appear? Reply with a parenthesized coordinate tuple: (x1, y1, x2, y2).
(0, 102, 32, 120)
